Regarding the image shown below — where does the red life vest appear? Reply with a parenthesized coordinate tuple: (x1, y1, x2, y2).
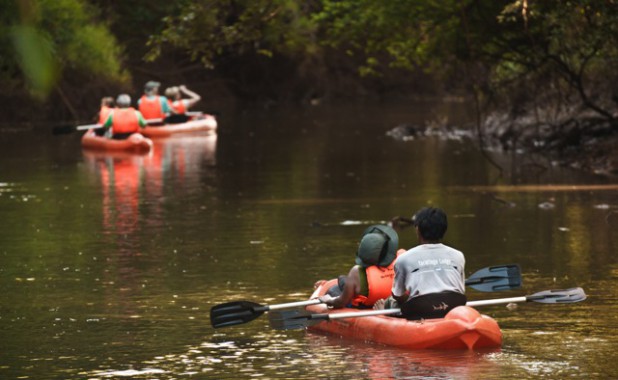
(351, 251, 402, 307)
(169, 99, 186, 114)
(139, 95, 165, 119)
(111, 108, 140, 135)
(98, 105, 113, 124)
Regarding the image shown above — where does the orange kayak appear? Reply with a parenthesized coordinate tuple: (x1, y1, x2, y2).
(306, 279, 502, 350)
(81, 130, 153, 154)
(141, 115, 217, 137)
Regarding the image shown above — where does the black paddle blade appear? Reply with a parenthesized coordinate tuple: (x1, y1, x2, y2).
(210, 301, 266, 328)
(465, 264, 522, 292)
(268, 309, 324, 330)
(52, 125, 77, 135)
(527, 287, 587, 304)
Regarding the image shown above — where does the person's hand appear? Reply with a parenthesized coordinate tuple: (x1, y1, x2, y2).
(373, 298, 386, 310)
(179, 85, 187, 91)
(319, 294, 335, 305)
(313, 279, 326, 289)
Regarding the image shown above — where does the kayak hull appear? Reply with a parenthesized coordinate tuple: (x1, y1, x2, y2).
(141, 115, 217, 137)
(306, 279, 502, 350)
(81, 130, 153, 154)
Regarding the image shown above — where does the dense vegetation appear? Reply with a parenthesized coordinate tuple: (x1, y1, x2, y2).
(2, 0, 618, 172)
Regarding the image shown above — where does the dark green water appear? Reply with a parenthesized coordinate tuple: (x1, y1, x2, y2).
(0, 103, 617, 379)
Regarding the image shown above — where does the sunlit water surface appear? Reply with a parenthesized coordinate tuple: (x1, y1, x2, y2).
(0, 103, 617, 379)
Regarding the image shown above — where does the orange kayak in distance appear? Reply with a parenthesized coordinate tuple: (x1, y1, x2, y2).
(81, 130, 153, 154)
(141, 115, 217, 138)
(305, 279, 503, 350)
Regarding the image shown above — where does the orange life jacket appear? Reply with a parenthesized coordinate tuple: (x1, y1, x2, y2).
(139, 95, 165, 119)
(351, 251, 402, 307)
(98, 105, 113, 124)
(111, 108, 140, 135)
(169, 99, 186, 114)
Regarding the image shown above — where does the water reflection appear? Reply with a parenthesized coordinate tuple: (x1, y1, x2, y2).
(303, 334, 501, 379)
(83, 151, 144, 237)
(83, 133, 218, 237)
(88, 329, 502, 379)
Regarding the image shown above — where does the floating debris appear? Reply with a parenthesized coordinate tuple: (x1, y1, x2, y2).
(593, 204, 611, 209)
(340, 220, 363, 225)
(538, 202, 555, 210)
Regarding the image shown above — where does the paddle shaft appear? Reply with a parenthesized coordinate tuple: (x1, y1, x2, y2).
(265, 299, 322, 311)
(307, 297, 528, 322)
(76, 123, 104, 131)
(467, 296, 526, 307)
(74, 118, 164, 131)
(304, 289, 585, 321)
(297, 297, 521, 322)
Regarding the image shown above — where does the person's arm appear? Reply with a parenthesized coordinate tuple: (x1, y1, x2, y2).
(319, 266, 361, 309)
(160, 96, 175, 115)
(391, 260, 410, 305)
(179, 85, 201, 109)
(102, 112, 113, 130)
(136, 111, 147, 128)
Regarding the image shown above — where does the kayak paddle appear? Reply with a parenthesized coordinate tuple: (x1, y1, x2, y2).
(210, 299, 322, 328)
(52, 118, 164, 135)
(210, 264, 521, 328)
(464, 264, 521, 292)
(268, 287, 587, 330)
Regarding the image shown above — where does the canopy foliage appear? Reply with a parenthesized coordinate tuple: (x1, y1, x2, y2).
(146, 0, 618, 119)
(2, 0, 618, 124)
(0, 0, 127, 98)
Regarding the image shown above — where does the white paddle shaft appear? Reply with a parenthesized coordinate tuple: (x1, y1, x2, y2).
(467, 296, 527, 307)
(268, 299, 322, 311)
(318, 296, 530, 320)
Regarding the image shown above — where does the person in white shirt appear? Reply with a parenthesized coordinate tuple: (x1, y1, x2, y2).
(379, 207, 466, 319)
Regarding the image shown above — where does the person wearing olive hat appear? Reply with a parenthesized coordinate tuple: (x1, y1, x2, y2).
(317, 224, 403, 309)
(383, 207, 466, 320)
(138, 80, 173, 120)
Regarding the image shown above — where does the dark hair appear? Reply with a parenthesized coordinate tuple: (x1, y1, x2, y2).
(412, 207, 447, 241)
(101, 97, 114, 107)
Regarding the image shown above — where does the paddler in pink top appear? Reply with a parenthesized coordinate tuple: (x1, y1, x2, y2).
(165, 85, 201, 113)
(164, 85, 201, 123)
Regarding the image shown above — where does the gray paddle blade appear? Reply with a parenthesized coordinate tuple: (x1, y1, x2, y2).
(527, 287, 587, 303)
(465, 264, 522, 292)
(210, 301, 265, 328)
(268, 309, 324, 330)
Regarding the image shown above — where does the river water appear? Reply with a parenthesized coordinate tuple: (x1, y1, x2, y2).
(0, 102, 617, 379)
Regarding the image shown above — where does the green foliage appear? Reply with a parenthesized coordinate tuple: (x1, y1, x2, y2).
(486, 0, 618, 116)
(8, 24, 57, 95)
(146, 0, 319, 68)
(0, 0, 127, 98)
(145, 0, 618, 118)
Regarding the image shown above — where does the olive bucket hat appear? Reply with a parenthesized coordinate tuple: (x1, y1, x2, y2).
(355, 224, 399, 268)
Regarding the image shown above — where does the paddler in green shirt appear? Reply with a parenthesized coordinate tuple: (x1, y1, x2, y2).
(101, 94, 147, 140)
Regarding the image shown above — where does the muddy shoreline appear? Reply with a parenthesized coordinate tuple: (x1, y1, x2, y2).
(387, 111, 618, 178)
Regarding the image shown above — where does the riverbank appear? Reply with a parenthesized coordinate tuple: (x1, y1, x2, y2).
(387, 108, 618, 178)
(482, 111, 618, 177)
